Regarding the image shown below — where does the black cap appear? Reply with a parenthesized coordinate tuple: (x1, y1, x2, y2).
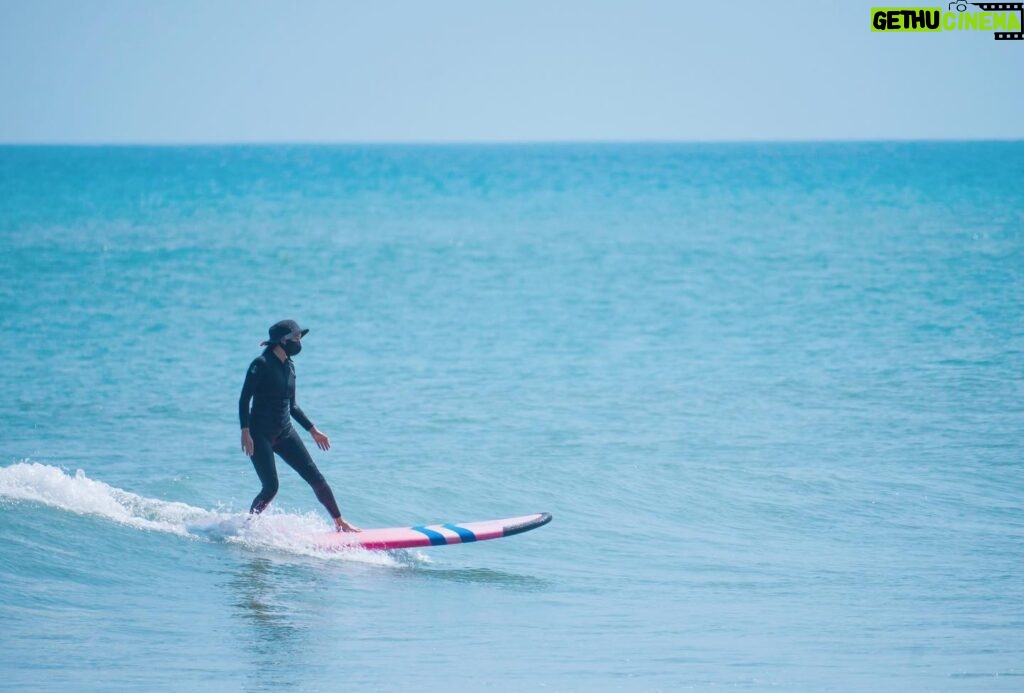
(260, 319, 309, 346)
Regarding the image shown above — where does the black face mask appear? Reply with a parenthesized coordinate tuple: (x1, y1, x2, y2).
(282, 340, 302, 356)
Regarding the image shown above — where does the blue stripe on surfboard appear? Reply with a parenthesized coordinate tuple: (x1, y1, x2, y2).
(442, 523, 477, 543)
(411, 526, 448, 546)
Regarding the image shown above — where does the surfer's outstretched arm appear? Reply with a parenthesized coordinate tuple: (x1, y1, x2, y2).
(239, 358, 262, 456)
(289, 395, 331, 451)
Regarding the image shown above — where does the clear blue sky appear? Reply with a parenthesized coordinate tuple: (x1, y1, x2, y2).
(1, 0, 1021, 143)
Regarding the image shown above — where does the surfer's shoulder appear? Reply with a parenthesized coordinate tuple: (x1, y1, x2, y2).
(247, 354, 268, 376)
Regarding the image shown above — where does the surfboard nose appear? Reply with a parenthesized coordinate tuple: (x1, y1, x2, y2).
(502, 512, 552, 537)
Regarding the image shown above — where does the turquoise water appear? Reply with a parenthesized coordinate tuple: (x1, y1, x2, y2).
(1, 143, 1022, 691)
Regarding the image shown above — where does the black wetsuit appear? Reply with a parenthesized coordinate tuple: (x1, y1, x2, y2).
(239, 348, 341, 519)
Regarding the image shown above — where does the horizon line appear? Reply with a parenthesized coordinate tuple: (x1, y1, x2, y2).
(1, 136, 1021, 147)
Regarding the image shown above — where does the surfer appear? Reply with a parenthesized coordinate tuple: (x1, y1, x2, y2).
(239, 320, 360, 532)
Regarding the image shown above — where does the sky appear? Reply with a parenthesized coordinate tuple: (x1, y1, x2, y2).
(0, 0, 1021, 143)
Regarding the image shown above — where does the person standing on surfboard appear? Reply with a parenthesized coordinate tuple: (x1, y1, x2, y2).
(239, 319, 359, 532)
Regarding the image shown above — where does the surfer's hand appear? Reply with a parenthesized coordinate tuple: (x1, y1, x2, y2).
(310, 427, 331, 451)
(335, 517, 361, 533)
(241, 428, 254, 457)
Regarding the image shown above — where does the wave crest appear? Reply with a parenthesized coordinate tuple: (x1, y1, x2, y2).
(0, 462, 404, 565)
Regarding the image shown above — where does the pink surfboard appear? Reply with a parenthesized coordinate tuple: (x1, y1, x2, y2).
(312, 512, 552, 551)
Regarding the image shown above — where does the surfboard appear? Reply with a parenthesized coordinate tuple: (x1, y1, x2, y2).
(312, 512, 552, 551)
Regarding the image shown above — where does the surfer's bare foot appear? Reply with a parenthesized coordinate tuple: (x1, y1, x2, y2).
(334, 517, 361, 533)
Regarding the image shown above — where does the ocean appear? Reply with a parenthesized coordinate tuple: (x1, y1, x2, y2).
(0, 142, 1022, 691)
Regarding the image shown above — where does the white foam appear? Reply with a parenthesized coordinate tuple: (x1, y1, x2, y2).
(0, 461, 210, 535)
(0, 462, 410, 566)
(225, 511, 405, 566)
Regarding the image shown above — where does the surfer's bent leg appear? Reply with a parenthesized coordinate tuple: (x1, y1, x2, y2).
(274, 428, 342, 520)
(249, 432, 279, 514)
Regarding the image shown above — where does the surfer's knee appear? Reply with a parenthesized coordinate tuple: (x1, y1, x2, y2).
(261, 479, 279, 499)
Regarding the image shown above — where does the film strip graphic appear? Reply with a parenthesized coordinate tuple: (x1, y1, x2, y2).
(969, 2, 1024, 39)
